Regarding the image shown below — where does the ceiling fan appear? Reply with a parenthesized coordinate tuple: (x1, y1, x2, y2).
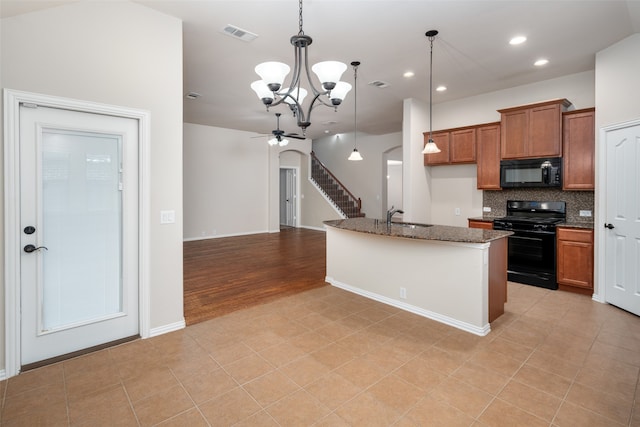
(254, 113, 306, 146)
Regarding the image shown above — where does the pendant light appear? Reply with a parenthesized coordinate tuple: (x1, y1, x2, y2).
(422, 30, 441, 155)
(348, 61, 363, 161)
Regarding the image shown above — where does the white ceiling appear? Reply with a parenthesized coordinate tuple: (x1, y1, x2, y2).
(2, 0, 639, 139)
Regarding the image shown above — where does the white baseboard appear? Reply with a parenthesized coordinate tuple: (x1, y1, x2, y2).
(148, 319, 186, 337)
(326, 276, 491, 337)
(0, 369, 6, 381)
(183, 229, 270, 242)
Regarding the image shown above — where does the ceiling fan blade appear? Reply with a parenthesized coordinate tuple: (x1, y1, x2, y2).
(284, 133, 306, 140)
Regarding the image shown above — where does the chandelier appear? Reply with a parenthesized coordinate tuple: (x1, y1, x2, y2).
(422, 30, 441, 154)
(250, 0, 352, 135)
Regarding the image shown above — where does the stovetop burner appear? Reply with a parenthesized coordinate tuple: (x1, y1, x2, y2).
(493, 200, 567, 232)
(495, 216, 564, 225)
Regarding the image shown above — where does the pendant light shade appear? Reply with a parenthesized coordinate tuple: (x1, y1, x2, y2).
(348, 61, 362, 161)
(348, 148, 363, 161)
(421, 30, 441, 155)
(422, 140, 441, 154)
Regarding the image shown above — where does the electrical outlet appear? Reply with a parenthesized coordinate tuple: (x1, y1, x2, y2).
(579, 210, 592, 217)
(400, 287, 407, 299)
(483, 207, 492, 213)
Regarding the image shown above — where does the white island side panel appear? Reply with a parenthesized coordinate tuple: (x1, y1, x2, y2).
(325, 226, 490, 335)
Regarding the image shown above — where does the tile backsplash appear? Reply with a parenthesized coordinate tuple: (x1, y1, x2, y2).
(483, 189, 594, 223)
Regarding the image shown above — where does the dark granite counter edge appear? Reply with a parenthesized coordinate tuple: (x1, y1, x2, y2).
(324, 218, 512, 244)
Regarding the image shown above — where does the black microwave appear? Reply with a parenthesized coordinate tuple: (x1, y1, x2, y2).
(500, 158, 562, 188)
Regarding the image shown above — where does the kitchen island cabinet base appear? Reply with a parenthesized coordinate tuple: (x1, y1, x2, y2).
(325, 226, 507, 336)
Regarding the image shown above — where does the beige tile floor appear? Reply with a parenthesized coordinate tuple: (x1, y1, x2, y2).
(1, 282, 639, 426)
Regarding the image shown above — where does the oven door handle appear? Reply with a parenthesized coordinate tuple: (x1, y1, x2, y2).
(509, 232, 555, 239)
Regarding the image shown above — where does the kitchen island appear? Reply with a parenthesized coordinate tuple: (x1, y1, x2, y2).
(324, 218, 512, 336)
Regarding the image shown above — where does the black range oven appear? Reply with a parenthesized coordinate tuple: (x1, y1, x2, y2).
(493, 200, 566, 290)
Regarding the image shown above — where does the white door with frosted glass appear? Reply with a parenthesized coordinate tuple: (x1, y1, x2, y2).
(603, 120, 640, 316)
(19, 104, 139, 366)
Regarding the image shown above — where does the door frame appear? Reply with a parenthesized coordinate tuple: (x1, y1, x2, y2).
(596, 117, 640, 304)
(3, 89, 151, 378)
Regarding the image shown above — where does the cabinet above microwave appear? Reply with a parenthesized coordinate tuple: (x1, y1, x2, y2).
(499, 99, 571, 160)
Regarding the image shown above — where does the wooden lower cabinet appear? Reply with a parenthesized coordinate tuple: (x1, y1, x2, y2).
(557, 227, 594, 294)
(468, 219, 493, 229)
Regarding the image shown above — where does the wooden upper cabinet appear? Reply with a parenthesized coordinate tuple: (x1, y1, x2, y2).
(450, 128, 476, 163)
(424, 131, 450, 165)
(424, 126, 477, 166)
(476, 122, 501, 190)
(499, 99, 571, 159)
(500, 109, 528, 158)
(563, 108, 595, 190)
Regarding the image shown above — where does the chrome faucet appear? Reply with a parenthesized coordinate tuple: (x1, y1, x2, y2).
(386, 206, 404, 226)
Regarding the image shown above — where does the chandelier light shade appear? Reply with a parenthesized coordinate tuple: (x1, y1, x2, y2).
(348, 61, 363, 161)
(422, 30, 442, 155)
(254, 62, 291, 92)
(250, 0, 352, 134)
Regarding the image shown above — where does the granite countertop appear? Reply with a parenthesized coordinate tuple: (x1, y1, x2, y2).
(468, 216, 499, 222)
(558, 221, 594, 229)
(324, 218, 512, 244)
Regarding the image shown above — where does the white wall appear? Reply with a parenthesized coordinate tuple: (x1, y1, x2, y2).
(403, 98, 431, 224)
(404, 71, 596, 225)
(183, 124, 270, 239)
(594, 33, 640, 297)
(313, 131, 402, 219)
(182, 124, 335, 235)
(1, 1, 184, 370)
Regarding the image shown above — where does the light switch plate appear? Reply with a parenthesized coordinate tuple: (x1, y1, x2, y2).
(160, 210, 175, 224)
(579, 210, 592, 217)
(483, 207, 492, 212)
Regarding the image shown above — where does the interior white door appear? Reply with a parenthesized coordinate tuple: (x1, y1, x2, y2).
(604, 121, 640, 315)
(279, 168, 296, 227)
(19, 104, 139, 366)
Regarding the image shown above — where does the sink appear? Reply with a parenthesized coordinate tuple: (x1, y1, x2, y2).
(392, 222, 433, 229)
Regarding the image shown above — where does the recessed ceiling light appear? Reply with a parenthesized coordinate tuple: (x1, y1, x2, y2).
(534, 58, 549, 66)
(403, 71, 415, 78)
(509, 35, 527, 45)
(436, 85, 447, 92)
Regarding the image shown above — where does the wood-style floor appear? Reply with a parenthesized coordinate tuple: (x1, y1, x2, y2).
(183, 227, 327, 325)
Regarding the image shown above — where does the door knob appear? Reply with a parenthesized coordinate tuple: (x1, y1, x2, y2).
(24, 244, 48, 253)
(604, 223, 615, 230)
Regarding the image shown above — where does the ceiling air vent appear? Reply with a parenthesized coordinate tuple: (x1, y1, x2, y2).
(221, 25, 258, 42)
(368, 80, 390, 89)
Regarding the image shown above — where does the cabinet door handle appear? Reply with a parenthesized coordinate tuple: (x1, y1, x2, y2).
(604, 223, 615, 230)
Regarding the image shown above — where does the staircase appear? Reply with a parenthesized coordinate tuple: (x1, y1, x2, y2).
(310, 151, 364, 218)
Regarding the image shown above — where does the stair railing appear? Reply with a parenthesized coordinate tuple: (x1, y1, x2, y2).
(310, 151, 363, 218)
